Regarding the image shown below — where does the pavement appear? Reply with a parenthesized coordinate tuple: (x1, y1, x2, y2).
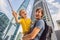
(55, 30, 60, 40)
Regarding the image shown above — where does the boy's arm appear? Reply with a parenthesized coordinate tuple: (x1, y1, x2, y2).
(12, 11, 20, 23)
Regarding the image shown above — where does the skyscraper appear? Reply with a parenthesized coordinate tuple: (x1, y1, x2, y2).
(0, 12, 9, 40)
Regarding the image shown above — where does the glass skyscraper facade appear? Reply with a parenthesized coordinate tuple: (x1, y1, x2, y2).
(0, 12, 9, 40)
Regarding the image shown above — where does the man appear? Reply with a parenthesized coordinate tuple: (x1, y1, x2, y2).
(23, 7, 45, 40)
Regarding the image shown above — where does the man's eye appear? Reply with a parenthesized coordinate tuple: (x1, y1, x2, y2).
(38, 11, 40, 13)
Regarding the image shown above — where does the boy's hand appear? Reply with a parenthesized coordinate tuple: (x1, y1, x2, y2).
(12, 11, 17, 17)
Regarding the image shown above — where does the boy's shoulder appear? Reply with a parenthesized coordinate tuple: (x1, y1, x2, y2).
(27, 18, 31, 20)
(20, 18, 31, 21)
(19, 18, 24, 21)
(27, 18, 31, 21)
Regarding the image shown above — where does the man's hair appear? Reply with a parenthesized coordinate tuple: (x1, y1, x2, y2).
(36, 7, 44, 17)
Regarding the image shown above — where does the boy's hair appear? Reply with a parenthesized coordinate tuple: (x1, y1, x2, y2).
(36, 7, 44, 17)
(19, 9, 25, 16)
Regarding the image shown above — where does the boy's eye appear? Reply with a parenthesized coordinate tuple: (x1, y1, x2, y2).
(22, 12, 25, 13)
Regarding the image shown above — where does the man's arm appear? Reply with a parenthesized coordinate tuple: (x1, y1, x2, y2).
(23, 27, 41, 39)
(30, 27, 41, 39)
(12, 11, 20, 23)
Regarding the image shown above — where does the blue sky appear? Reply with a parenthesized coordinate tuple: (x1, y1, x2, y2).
(55, 0, 60, 3)
(10, 0, 24, 11)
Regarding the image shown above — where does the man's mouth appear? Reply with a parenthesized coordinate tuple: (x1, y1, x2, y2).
(36, 15, 39, 17)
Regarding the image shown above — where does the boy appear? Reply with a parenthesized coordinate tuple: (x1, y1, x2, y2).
(12, 9, 32, 35)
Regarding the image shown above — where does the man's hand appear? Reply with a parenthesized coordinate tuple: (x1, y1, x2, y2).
(22, 36, 31, 40)
(22, 37, 30, 40)
(12, 11, 17, 17)
(22, 34, 32, 40)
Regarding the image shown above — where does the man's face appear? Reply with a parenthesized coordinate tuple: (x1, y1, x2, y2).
(35, 10, 42, 19)
(20, 10, 27, 18)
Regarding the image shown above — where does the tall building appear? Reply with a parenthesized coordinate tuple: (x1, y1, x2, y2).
(0, 12, 9, 40)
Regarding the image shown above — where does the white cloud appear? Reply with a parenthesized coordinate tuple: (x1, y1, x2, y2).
(0, 0, 7, 7)
(0, 0, 8, 12)
(0, 0, 8, 14)
(47, 0, 55, 3)
(50, 9, 54, 13)
(46, 0, 60, 15)
(0, 0, 12, 19)
(46, 0, 60, 9)
(52, 2, 60, 9)
(46, 0, 60, 30)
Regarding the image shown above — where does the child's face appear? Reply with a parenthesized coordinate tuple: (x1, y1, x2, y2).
(20, 10, 27, 18)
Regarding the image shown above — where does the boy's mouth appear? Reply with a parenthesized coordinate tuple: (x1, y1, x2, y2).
(24, 14, 26, 15)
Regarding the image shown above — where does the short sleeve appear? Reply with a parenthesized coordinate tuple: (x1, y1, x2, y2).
(19, 19, 22, 24)
(36, 20, 45, 29)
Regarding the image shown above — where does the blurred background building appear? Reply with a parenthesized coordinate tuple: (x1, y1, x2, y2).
(0, 12, 9, 40)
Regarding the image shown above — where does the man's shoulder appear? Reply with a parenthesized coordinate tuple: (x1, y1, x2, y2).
(35, 19, 44, 26)
(38, 19, 44, 23)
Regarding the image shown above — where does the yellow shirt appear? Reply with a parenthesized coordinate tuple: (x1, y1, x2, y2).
(19, 18, 31, 35)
